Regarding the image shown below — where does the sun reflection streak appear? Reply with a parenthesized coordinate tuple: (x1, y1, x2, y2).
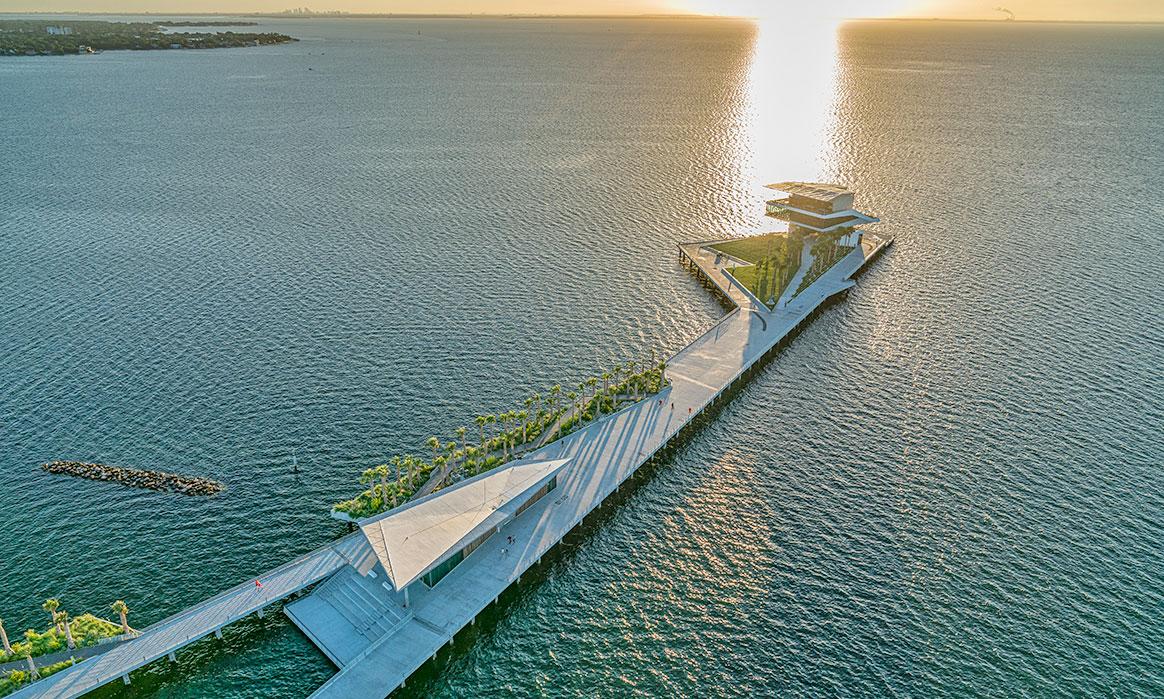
(736, 18, 843, 224)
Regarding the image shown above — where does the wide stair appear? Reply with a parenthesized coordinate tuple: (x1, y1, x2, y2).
(314, 567, 408, 643)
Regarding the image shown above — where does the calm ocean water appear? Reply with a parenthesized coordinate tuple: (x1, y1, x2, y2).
(1, 16, 1161, 698)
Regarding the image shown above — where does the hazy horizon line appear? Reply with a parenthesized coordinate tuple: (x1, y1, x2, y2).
(4, 10, 1164, 24)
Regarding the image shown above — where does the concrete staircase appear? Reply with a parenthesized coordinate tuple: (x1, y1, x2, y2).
(315, 568, 408, 642)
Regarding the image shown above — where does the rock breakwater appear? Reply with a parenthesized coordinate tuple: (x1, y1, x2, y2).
(42, 460, 225, 496)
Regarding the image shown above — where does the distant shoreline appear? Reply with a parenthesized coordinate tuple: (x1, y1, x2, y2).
(0, 18, 295, 56)
(0, 12, 1161, 25)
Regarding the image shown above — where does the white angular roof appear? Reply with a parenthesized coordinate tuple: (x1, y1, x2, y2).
(358, 458, 568, 591)
(765, 181, 851, 202)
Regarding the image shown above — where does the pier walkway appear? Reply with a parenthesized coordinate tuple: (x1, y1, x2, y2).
(303, 233, 892, 698)
(10, 536, 365, 699)
(15, 233, 890, 699)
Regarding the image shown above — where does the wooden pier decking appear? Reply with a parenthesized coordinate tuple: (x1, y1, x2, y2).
(13, 232, 891, 699)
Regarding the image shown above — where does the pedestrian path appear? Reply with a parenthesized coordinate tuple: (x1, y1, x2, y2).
(9, 536, 367, 699)
(14, 233, 891, 699)
(306, 233, 892, 698)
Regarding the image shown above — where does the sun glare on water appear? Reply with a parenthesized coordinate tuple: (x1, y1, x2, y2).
(685, 0, 911, 208)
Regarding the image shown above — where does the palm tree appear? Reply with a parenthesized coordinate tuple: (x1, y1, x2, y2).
(42, 598, 60, 631)
(532, 392, 542, 420)
(456, 426, 468, 455)
(0, 616, 12, 655)
(495, 409, 505, 458)
(426, 436, 440, 464)
(57, 611, 75, 651)
(500, 412, 513, 460)
(518, 409, 530, 443)
(111, 600, 130, 635)
(444, 441, 457, 472)
(365, 464, 390, 505)
(25, 650, 39, 680)
(601, 371, 611, 399)
(475, 415, 488, 452)
(361, 465, 391, 507)
(658, 360, 668, 389)
(550, 384, 561, 413)
(398, 456, 410, 489)
(586, 378, 599, 420)
(387, 455, 399, 485)
(484, 414, 498, 453)
(566, 391, 578, 422)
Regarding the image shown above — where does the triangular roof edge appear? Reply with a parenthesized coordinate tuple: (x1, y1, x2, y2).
(359, 458, 569, 591)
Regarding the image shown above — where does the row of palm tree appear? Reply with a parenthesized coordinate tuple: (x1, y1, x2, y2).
(795, 229, 855, 296)
(356, 454, 432, 510)
(332, 355, 671, 520)
(557, 359, 669, 436)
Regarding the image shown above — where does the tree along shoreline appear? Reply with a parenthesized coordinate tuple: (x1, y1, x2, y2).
(332, 356, 670, 521)
(0, 19, 294, 56)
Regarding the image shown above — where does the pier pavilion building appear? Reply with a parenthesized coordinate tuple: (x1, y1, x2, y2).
(765, 181, 879, 245)
(284, 458, 568, 667)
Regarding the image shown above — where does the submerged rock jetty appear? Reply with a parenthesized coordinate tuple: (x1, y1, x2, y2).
(42, 461, 224, 496)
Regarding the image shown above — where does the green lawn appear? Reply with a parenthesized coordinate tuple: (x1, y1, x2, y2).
(711, 233, 804, 307)
(709, 233, 793, 264)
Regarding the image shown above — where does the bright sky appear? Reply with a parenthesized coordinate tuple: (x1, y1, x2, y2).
(2, 0, 1162, 22)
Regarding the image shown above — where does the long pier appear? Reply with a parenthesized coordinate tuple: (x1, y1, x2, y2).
(14, 232, 891, 699)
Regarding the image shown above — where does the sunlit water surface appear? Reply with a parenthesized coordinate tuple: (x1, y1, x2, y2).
(1, 17, 1161, 698)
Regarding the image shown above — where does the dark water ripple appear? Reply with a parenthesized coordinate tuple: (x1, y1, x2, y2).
(1, 16, 1162, 699)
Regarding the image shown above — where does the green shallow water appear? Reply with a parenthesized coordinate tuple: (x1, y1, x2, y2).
(1, 17, 1161, 698)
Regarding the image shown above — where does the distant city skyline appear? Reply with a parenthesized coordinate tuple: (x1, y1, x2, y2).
(1, 0, 1162, 22)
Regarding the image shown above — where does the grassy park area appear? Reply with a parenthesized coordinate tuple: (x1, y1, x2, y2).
(711, 233, 804, 308)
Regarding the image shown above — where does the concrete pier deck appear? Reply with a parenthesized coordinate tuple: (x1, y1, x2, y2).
(298, 232, 892, 698)
(9, 536, 366, 699)
(14, 232, 890, 699)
